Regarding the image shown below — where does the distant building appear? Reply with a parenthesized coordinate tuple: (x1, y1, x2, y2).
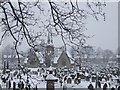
(2, 54, 24, 69)
(25, 31, 75, 68)
(44, 40, 54, 67)
(53, 50, 74, 68)
(26, 49, 41, 68)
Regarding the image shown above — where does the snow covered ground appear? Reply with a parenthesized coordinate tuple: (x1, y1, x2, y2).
(0, 68, 120, 89)
(0, 74, 119, 89)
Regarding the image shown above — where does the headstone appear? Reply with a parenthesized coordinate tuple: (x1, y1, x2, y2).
(2, 76, 6, 83)
(0, 84, 2, 90)
(54, 69, 57, 76)
(91, 77, 96, 82)
(28, 84, 31, 90)
(80, 74, 85, 79)
(74, 78, 81, 84)
(63, 83, 67, 90)
(35, 85, 37, 90)
(76, 73, 80, 78)
(13, 82, 16, 90)
(64, 76, 67, 82)
(118, 86, 120, 90)
(98, 77, 102, 81)
(78, 78, 81, 84)
(21, 81, 24, 89)
(98, 81, 101, 88)
(74, 78, 78, 84)
(25, 86, 29, 90)
(111, 87, 115, 90)
(18, 82, 21, 89)
(59, 78, 63, 87)
(7, 80, 11, 89)
(88, 83, 94, 90)
(67, 78, 72, 84)
(103, 83, 108, 90)
(71, 74, 75, 79)
(86, 76, 90, 81)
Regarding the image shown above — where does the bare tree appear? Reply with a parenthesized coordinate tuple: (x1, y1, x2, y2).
(82, 45, 94, 59)
(102, 49, 115, 59)
(95, 47, 104, 58)
(0, 0, 107, 88)
(2, 44, 16, 58)
(0, 0, 106, 68)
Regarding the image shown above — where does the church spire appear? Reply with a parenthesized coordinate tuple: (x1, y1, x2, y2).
(48, 32, 50, 44)
(47, 31, 53, 45)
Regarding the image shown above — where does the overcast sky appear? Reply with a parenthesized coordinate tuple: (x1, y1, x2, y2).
(0, 1, 118, 52)
(85, 2, 118, 52)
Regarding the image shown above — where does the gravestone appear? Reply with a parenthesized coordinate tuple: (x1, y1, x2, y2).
(91, 77, 96, 82)
(76, 73, 80, 78)
(86, 76, 90, 81)
(67, 78, 72, 84)
(80, 74, 85, 79)
(13, 82, 16, 90)
(74, 78, 81, 84)
(103, 83, 108, 90)
(88, 83, 94, 90)
(78, 78, 81, 84)
(118, 86, 120, 90)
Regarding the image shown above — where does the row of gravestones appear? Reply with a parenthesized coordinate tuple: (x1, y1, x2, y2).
(35, 68, 111, 83)
(88, 83, 120, 90)
(26, 68, 97, 83)
(0, 81, 120, 90)
(66, 77, 81, 84)
(62, 73, 115, 85)
(0, 80, 38, 90)
(62, 82, 120, 90)
(64, 76, 97, 84)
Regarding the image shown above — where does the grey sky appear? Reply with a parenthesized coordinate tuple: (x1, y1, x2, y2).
(0, 1, 118, 52)
(85, 2, 118, 52)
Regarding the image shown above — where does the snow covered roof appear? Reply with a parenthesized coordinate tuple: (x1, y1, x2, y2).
(69, 58, 75, 64)
(46, 74, 58, 80)
(66, 51, 72, 58)
(28, 68, 39, 71)
(53, 51, 75, 64)
(35, 52, 43, 60)
(85, 72, 89, 76)
(35, 52, 44, 64)
(54, 55, 61, 64)
(48, 66, 54, 71)
(66, 51, 75, 64)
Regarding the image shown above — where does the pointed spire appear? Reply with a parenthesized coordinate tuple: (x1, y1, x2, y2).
(47, 32, 50, 44)
(51, 32, 53, 44)
(47, 30, 53, 45)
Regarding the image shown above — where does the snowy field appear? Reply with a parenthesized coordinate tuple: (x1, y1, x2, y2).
(0, 67, 120, 89)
